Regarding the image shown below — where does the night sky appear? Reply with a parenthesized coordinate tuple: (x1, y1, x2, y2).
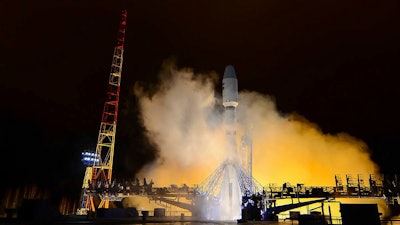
(1, 0, 400, 200)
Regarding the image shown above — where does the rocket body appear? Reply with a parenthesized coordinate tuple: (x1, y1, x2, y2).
(222, 65, 239, 162)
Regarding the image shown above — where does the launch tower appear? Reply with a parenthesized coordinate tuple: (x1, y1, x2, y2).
(77, 9, 127, 215)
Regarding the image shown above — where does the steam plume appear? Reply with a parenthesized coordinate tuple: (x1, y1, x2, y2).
(133, 60, 379, 188)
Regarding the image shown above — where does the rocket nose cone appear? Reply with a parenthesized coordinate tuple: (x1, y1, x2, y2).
(223, 65, 237, 79)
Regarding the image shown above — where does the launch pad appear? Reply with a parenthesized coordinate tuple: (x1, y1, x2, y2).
(76, 56, 399, 220)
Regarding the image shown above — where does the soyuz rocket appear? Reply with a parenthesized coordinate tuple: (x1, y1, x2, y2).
(222, 65, 239, 162)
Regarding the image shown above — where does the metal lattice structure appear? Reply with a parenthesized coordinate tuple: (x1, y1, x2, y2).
(77, 10, 127, 215)
(194, 160, 264, 199)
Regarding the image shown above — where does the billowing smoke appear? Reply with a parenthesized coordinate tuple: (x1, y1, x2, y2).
(133, 60, 379, 188)
(134, 61, 228, 187)
(237, 91, 379, 186)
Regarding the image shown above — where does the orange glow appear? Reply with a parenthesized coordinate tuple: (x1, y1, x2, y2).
(134, 61, 379, 188)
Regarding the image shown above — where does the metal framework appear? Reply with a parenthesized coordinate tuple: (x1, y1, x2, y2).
(77, 9, 127, 215)
(194, 160, 264, 199)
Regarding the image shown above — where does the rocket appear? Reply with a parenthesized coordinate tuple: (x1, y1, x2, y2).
(222, 65, 239, 161)
(222, 65, 239, 108)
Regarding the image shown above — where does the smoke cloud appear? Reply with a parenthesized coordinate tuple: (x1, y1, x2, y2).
(133, 60, 379, 188)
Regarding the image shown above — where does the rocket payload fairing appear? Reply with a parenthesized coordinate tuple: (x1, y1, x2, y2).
(222, 65, 239, 161)
(222, 65, 238, 108)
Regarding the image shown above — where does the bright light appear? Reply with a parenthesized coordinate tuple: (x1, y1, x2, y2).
(81, 151, 99, 166)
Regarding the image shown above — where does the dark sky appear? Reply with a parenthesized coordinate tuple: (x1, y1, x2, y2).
(1, 0, 400, 200)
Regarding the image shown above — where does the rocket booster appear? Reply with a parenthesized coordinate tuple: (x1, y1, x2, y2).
(222, 65, 239, 161)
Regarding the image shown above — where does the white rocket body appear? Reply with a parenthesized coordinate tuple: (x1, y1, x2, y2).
(222, 65, 239, 162)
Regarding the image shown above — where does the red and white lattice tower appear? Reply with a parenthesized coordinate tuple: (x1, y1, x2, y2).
(77, 9, 127, 215)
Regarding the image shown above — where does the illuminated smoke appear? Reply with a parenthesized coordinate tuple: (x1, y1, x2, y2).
(134, 61, 228, 187)
(236, 91, 379, 186)
(133, 60, 379, 218)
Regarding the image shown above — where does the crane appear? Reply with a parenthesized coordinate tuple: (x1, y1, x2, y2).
(77, 9, 127, 215)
